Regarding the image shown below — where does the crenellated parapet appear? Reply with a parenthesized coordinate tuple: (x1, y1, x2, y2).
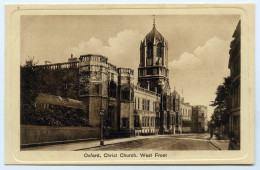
(79, 54, 108, 65)
(117, 68, 134, 77)
(134, 86, 160, 97)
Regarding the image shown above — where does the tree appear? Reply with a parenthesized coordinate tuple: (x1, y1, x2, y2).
(210, 76, 232, 130)
(20, 65, 39, 125)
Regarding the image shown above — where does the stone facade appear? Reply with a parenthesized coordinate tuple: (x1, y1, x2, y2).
(22, 54, 152, 137)
(172, 90, 181, 133)
(180, 99, 192, 133)
(191, 105, 208, 133)
(228, 20, 241, 148)
(134, 86, 160, 135)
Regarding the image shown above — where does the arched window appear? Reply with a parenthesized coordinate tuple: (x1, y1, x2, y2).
(147, 42, 153, 66)
(147, 42, 153, 59)
(157, 43, 163, 57)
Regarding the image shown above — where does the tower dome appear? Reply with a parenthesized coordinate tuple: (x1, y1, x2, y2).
(139, 17, 168, 68)
(144, 25, 165, 44)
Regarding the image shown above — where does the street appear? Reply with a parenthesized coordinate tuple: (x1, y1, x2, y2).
(82, 134, 216, 151)
(22, 133, 218, 151)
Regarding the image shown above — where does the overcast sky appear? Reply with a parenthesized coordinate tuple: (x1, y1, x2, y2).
(21, 15, 240, 120)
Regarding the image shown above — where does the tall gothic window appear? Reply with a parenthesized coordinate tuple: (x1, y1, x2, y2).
(157, 43, 163, 57)
(147, 42, 153, 66)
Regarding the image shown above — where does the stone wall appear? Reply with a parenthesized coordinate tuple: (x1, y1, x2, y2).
(21, 125, 100, 146)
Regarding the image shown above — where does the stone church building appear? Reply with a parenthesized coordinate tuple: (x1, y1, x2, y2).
(21, 20, 207, 138)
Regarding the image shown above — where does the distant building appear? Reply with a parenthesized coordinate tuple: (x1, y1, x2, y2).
(134, 86, 160, 135)
(180, 99, 192, 133)
(192, 105, 208, 133)
(228, 20, 241, 148)
(172, 90, 181, 133)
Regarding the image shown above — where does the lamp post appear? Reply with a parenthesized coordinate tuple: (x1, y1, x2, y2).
(100, 109, 104, 146)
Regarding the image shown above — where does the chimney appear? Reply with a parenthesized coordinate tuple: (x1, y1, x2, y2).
(68, 54, 78, 62)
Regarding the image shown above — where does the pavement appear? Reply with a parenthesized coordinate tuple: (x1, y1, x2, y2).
(209, 139, 230, 150)
(22, 133, 219, 151)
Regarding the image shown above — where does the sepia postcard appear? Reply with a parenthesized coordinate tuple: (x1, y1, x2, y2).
(5, 4, 255, 164)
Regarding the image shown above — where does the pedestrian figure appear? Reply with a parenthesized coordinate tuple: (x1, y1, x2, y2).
(210, 128, 213, 139)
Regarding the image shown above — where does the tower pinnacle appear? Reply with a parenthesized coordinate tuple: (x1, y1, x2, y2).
(153, 15, 155, 27)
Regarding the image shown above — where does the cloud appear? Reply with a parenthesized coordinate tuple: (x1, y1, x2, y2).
(169, 52, 201, 70)
(69, 29, 144, 82)
(169, 37, 231, 120)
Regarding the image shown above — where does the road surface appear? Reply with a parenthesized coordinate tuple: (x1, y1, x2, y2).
(22, 133, 218, 151)
(82, 134, 216, 151)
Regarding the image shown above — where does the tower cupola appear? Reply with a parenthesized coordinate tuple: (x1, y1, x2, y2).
(139, 16, 168, 68)
(138, 16, 170, 95)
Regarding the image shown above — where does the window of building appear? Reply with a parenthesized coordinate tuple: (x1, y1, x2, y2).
(164, 114, 167, 126)
(157, 43, 163, 58)
(134, 97, 136, 109)
(147, 68, 153, 75)
(140, 69, 143, 76)
(147, 100, 150, 111)
(134, 115, 140, 127)
(147, 43, 153, 58)
(109, 81, 116, 98)
(147, 43, 153, 66)
(138, 98, 140, 110)
(130, 91, 134, 102)
(122, 118, 129, 128)
(111, 73, 114, 81)
(167, 112, 170, 128)
(122, 90, 130, 101)
(93, 84, 100, 95)
(163, 95, 167, 110)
